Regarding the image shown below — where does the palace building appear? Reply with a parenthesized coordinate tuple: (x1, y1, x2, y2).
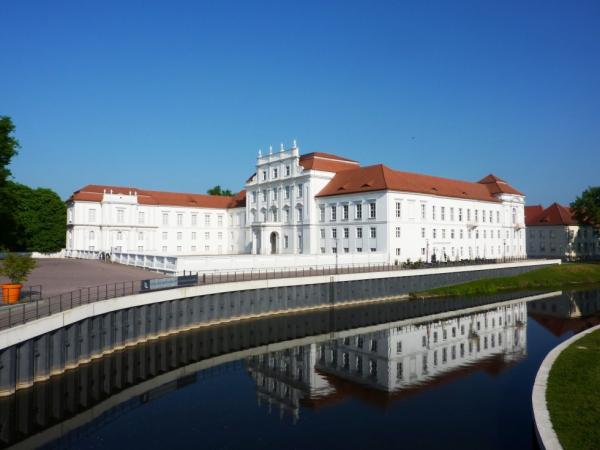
(66, 141, 527, 264)
(525, 203, 599, 260)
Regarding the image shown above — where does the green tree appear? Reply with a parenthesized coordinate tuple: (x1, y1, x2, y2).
(6, 181, 66, 252)
(0, 116, 19, 186)
(571, 187, 600, 230)
(0, 117, 20, 249)
(207, 185, 234, 196)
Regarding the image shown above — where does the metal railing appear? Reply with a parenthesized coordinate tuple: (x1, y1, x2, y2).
(0, 257, 532, 332)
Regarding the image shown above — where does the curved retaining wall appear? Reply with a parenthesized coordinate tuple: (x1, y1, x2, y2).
(0, 261, 557, 397)
(532, 322, 600, 450)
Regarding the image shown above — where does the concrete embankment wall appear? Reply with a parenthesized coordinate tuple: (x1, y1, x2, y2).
(0, 260, 558, 397)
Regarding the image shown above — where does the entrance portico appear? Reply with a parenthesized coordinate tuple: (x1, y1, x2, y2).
(251, 225, 281, 255)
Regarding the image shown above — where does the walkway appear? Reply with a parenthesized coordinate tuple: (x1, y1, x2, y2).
(0, 258, 163, 298)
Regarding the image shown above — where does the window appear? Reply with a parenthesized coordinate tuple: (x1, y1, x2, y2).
(297, 207, 303, 222)
(320, 229, 326, 239)
(191, 245, 197, 252)
(356, 247, 363, 252)
(441, 206, 445, 221)
(262, 190, 267, 202)
(177, 213, 183, 226)
(272, 188, 278, 201)
(285, 186, 290, 199)
(283, 208, 289, 222)
(356, 203, 362, 220)
(218, 232, 223, 240)
(432, 205, 436, 220)
(396, 341, 402, 353)
(204, 214, 211, 226)
(343, 228, 349, 238)
(395, 201, 401, 218)
(421, 204, 426, 220)
(117, 209, 125, 223)
(251, 191, 257, 203)
(421, 227, 426, 238)
(395, 227, 401, 238)
(451, 229, 455, 239)
(397, 362, 403, 380)
(137, 246, 143, 252)
(342, 204, 349, 220)
(262, 170, 267, 181)
(320, 247, 326, 254)
(467, 209, 471, 222)
(330, 205, 337, 221)
(422, 336, 427, 347)
(162, 232, 168, 240)
(218, 215, 223, 226)
(332, 228, 338, 239)
(272, 167, 278, 179)
(138, 231, 143, 240)
(297, 184, 303, 198)
(285, 165, 290, 176)
(433, 229, 437, 239)
(371, 340, 378, 352)
(369, 202, 376, 219)
(89, 230, 95, 240)
(356, 227, 363, 238)
(460, 229, 464, 239)
(88, 209, 96, 222)
(117, 231, 123, 240)
(442, 229, 446, 239)
(319, 205, 325, 222)
(177, 246, 182, 252)
(191, 232, 197, 240)
(344, 247, 349, 253)
(396, 248, 401, 255)
(191, 214, 197, 226)
(458, 208, 463, 222)
(162, 246, 167, 252)
(177, 232, 182, 240)
(475, 210, 479, 222)
(370, 247, 377, 252)
(205, 232, 210, 239)
(450, 207, 454, 221)
(370, 227, 377, 238)
(332, 246, 337, 253)
(284, 235, 289, 248)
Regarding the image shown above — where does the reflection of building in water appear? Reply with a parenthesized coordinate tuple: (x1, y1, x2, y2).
(246, 344, 334, 422)
(246, 302, 527, 418)
(528, 289, 600, 336)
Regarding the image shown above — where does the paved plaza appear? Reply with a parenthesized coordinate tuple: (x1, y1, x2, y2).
(0, 258, 163, 299)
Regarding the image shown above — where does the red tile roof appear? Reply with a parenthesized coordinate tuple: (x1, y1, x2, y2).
(299, 152, 359, 173)
(525, 203, 576, 226)
(525, 205, 544, 224)
(316, 164, 523, 202)
(68, 185, 246, 209)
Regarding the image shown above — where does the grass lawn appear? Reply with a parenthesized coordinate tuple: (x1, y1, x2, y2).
(413, 263, 600, 297)
(546, 329, 600, 450)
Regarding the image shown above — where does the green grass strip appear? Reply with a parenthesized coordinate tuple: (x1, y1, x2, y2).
(413, 263, 600, 298)
(546, 329, 600, 450)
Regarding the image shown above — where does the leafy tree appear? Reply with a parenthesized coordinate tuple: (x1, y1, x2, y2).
(207, 185, 234, 196)
(0, 117, 20, 249)
(0, 116, 19, 186)
(571, 187, 600, 230)
(6, 182, 66, 252)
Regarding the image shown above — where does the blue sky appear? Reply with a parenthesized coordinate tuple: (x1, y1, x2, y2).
(1, 0, 599, 205)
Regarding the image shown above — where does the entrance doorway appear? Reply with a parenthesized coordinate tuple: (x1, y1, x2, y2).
(269, 232, 278, 254)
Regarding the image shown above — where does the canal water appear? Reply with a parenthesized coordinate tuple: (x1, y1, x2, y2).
(2, 288, 599, 450)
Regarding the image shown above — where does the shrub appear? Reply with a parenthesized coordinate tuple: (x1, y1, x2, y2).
(0, 252, 36, 284)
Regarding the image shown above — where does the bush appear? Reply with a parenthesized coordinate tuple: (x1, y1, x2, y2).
(0, 252, 36, 284)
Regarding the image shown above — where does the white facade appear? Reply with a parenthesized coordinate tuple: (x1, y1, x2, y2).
(67, 141, 527, 263)
(527, 225, 599, 260)
(66, 190, 246, 256)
